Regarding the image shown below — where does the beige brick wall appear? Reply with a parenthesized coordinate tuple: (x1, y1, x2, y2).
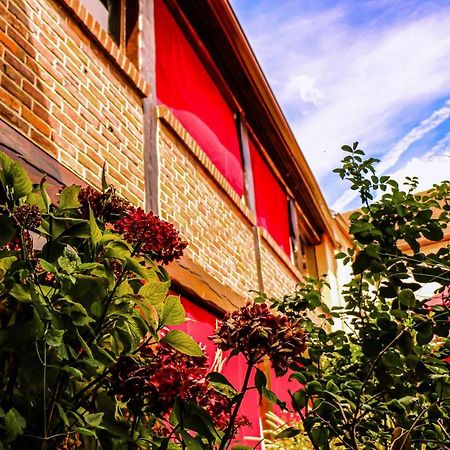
(260, 237, 299, 299)
(158, 120, 260, 300)
(0, 0, 147, 205)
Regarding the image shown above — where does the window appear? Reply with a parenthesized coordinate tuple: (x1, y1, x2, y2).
(79, 0, 139, 66)
(288, 198, 318, 275)
(154, 0, 244, 196)
(249, 138, 291, 256)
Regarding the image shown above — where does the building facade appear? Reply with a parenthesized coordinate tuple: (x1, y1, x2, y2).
(0, 0, 343, 443)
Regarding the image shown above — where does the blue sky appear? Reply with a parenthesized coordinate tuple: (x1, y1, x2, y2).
(230, 0, 450, 211)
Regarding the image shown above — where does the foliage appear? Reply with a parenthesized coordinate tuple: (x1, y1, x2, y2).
(263, 411, 314, 450)
(271, 143, 450, 449)
(0, 152, 305, 450)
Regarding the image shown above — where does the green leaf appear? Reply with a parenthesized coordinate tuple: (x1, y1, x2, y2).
(161, 330, 204, 357)
(310, 427, 329, 446)
(85, 412, 105, 429)
(207, 372, 238, 398)
(139, 280, 170, 305)
(59, 185, 81, 210)
(104, 240, 131, 260)
(10, 160, 32, 199)
(74, 427, 96, 437)
(10, 283, 33, 302)
(39, 259, 57, 273)
(45, 329, 64, 346)
(275, 427, 301, 439)
(255, 368, 267, 395)
(416, 321, 433, 345)
(4, 407, 26, 438)
(352, 251, 372, 274)
(27, 191, 47, 212)
(0, 216, 16, 247)
(162, 295, 186, 326)
(89, 206, 102, 246)
(398, 289, 416, 308)
(125, 256, 158, 281)
(0, 256, 16, 273)
(422, 223, 444, 241)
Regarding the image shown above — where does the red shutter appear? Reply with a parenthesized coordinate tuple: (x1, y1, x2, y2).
(249, 139, 291, 256)
(155, 0, 244, 196)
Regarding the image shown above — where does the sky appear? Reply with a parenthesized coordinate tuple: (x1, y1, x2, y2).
(230, 0, 450, 211)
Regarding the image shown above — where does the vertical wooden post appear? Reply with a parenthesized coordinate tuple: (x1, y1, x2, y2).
(237, 115, 264, 293)
(140, 0, 160, 214)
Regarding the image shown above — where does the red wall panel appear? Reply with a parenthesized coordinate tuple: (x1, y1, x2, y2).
(155, 0, 244, 196)
(249, 139, 291, 256)
(176, 297, 262, 445)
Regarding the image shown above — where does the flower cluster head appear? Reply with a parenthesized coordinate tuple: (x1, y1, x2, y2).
(114, 208, 188, 265)
(108, 343, 248, 434)
(78, 185, 130, 223)
(13, 204, 42, 229)
(210, 302, 306, 375)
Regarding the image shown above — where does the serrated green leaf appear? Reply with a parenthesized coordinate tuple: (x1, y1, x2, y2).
(59, 185, 81, 210)
(161, 330, 204, 357)
(161, 295, 185, 326)
(4, 407, 26, 437)
(139, 280, 170, 305)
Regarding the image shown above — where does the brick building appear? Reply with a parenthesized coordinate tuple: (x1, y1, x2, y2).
(0, 0, 343, 443)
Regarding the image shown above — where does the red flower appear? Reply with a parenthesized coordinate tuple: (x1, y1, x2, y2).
(210, 302, 306, 375)
(78, 185, 130, 223)
(114, 208, 187, 265)
(108, 343, 248, 434)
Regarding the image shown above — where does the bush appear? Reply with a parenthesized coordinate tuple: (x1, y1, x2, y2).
(271, 144, 450, 449)
(0, 152, 306, 449)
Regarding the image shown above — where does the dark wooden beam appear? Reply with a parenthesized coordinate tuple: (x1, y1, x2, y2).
(140, 0, 159, 214)
(0, 118, 83, 193)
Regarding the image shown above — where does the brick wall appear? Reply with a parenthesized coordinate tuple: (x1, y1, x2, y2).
(0, 0, 148, 205)
(260, 235, 299, 299)
(157, 111, 260, 301)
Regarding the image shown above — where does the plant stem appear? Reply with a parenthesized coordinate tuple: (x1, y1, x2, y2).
(218, 362, 253, 450)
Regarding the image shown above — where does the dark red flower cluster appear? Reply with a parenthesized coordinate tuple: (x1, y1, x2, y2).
(108, 343, 248, 433)
(210, 302, 306, 375)
(13, 204, 42, 229)
(113, 208, 187, 265)
(78, 185, 130, 223)
(1, 230, 33, 255)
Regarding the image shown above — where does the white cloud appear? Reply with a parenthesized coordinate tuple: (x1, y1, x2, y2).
(281, 74, 325, 107)
(233, 1, 450, 207)
(332, 100, 450, 210)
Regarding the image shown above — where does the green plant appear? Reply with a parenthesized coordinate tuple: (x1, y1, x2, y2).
(0, 152, 307, 450)
(270, 144, 450, 449)
(264, 411, 314, 450)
